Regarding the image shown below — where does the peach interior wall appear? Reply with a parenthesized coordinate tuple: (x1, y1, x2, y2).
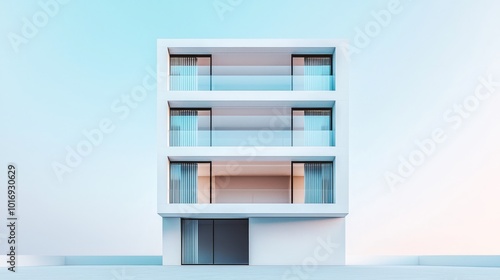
(198, 176, 210, 203)
(196, 176, 306, 203)
(293, 176, 305, 203)
(213, 176, 291, 203)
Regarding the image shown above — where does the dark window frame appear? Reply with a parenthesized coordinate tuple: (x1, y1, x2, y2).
(169, 108, 213, 147)
(169, 54, 213, 90)
(291, 54, 334, 91)
(180, 218, 249, 265)
(290, 108, 334, 146)
(291, 160, 335, 204)
(169, 161, 212, 204)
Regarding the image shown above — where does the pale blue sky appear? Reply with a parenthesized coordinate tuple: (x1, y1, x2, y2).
(1, 0, 500, 256)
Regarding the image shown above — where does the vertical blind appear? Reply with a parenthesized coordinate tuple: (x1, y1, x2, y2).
(182, 219, 199, 264)
(304, 162, 333, 203)
(170, 56, 199, 90)
(303, 109, 331, 146)
(304, 56, 332, 90)
(170, 163, 198, 203)
(170, 110, 199, 146)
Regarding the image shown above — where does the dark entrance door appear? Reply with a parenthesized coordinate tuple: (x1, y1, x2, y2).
(181, 219, 249, 265)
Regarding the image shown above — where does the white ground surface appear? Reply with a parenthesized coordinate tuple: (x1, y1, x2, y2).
(0, 265, 499, 280)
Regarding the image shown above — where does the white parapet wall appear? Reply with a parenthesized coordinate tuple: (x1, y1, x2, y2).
(347, 255, 500, 267)
(162, 217, 182, 265)
(249, 217, 345, 265)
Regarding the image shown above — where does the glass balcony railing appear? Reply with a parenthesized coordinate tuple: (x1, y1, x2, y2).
(169, 75, 335, 91)
(169, 130, 334, 147)
(292, 131, 335, 146)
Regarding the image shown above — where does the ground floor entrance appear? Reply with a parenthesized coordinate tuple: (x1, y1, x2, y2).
(181, 219, 249, 265)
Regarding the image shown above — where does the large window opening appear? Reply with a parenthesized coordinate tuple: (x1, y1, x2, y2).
(292, 161, 334, 204)
(169, 162, 211, 204)
(170, 108, 211, 146)
(292, 54, 334, 90)
(292, 108, 334, 146)
(170, 161, 335, 204)
(170, 55, 211, 91)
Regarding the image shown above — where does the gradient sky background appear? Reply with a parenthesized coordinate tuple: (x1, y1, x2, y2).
(1, 0, 500, 257)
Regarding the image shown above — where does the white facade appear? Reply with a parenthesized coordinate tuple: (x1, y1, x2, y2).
(157, 39, 348, 265)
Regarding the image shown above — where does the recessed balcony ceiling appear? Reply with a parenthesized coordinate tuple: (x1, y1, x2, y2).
(205, 161, 305, 176)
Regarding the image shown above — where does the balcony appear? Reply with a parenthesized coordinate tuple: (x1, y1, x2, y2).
(169, 108, 335, 147)
(168, 161, 334, 204)
(169, 54, 335, 91)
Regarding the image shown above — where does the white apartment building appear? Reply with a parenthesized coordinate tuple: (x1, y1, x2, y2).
(157, 39, 348, 265)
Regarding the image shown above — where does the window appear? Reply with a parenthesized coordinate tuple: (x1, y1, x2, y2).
(182, 219, 213, 264)
(170, 55, 211, 90)
(292, 55, 334, 90)
(170, 109, 211, 146)
(292, 162, 334, 204)
(182, 219, 249, 265)
(292, 108, 333, 146)
(169, 162, 211, 204)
